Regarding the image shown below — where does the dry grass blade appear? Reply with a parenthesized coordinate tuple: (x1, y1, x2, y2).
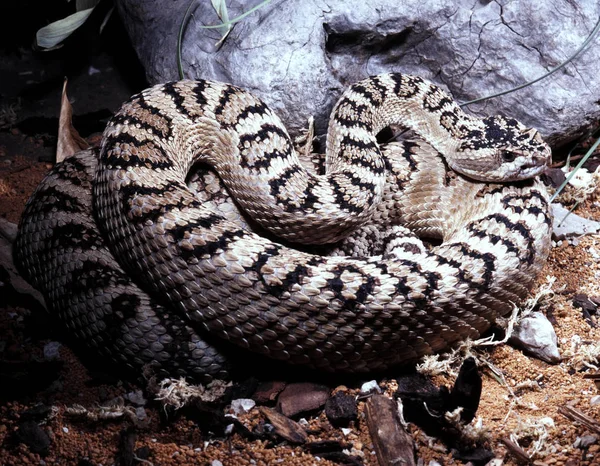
(36, 0, 101, 49)
(177, 0, 273, 78)
(57, 79, 89, 163)
(550, 137, 600, 203)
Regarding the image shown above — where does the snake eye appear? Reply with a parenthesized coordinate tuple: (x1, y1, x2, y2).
(502, 152, 516, 162)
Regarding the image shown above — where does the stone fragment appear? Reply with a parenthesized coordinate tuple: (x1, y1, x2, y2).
(541, 168, 566, 189)
(125, 389, 147, 407)
(15, 420, 51, 456)
(276, 382, 329, 417)
(325, 391, 358, 427)
(552, 204, 600, 241)
(509, 312, 561, 363)
(573, 294, 598, 326)
(574, 434, 598, 448)
(359, 380, 381, 395)
(42, 342, 61, 361)
(252, 381, 286, 404)
(230, 398, 256, 415)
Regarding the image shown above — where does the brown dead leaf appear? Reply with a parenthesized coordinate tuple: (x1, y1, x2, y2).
(57, 78, 89, 163)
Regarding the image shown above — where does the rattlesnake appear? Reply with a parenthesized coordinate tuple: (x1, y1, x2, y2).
(14, 74, 552, 382)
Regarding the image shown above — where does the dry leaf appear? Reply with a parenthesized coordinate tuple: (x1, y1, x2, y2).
(57, 78, 89, 163)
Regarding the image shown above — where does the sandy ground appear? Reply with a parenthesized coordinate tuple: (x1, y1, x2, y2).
(1, 121, 600, 466)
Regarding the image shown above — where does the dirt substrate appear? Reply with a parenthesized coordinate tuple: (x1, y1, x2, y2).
(2, 129, 600, 465)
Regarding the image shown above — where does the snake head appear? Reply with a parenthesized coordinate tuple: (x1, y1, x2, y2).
(453, 116, 551, 182)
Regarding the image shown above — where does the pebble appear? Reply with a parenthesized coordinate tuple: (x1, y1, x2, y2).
(125, 390, 147, 407)
(43, 342, 61, 361)
(574, 434, 598, 448)
(552, 204, 600, 240)
(509, 312, 561, 363)
(252, 381, 286, 403)
(276, 383, 329, 418)
(324, 391, 358, 427)
(135, 407, 147, 422)
(591, 395, 600, 406)
(230, 398, 256, 415)
(360, 380, 381, 395)
(16, 420, 51, 456)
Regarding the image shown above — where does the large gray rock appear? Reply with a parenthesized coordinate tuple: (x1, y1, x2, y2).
(117, 0, 600, 144)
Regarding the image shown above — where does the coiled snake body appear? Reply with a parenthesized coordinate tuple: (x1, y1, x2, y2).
(15, 74, 552, 382)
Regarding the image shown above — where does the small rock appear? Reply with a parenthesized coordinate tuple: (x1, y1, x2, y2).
(15, 420, 51, 456)
(125, 390, 147, 407)
(581, 434, 598, 447)
(252, 381, 286, 404)
(541, 167, 566, 189)
(574, 434, 598, 448)
(325, 391, 358, 427)
(135, 445, 151, 461)
(231, 398, 256, 415)
(591, 395, 600, 406)
(276, 383, 329, 417)
(135, 407, 147, 422)
(509, 312, 561, 363)
(552, 204, 600, 240)
(573, 294, 598, 326)
(43, 342, 61, 361)
(360, 380, 381, 395)
(211, 461, 224, 466)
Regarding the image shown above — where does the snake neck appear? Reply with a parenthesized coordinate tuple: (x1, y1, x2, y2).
(325, 74, 481, 174)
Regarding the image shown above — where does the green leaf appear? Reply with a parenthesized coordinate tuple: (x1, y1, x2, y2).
(76, 0, 100, 11)
(36, 8, 95, 49)
(211, 0, 230, 23)
(201, 0, 273, 30)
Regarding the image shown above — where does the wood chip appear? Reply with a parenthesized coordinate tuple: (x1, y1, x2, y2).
(259, 406, 307, 444)
(365, 395, 415, 466)
(559, 405, 600, 435)
(500, 436, 531, 465)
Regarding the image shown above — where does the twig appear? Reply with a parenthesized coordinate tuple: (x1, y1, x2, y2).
(558, 405, 600, 435)
(500, 436, 531, 465)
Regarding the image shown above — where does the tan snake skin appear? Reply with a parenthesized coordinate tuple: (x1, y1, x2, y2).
(14, 74, 552, 380)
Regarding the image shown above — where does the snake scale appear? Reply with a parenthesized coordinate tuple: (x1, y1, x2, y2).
(14, 74, 552, 382)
